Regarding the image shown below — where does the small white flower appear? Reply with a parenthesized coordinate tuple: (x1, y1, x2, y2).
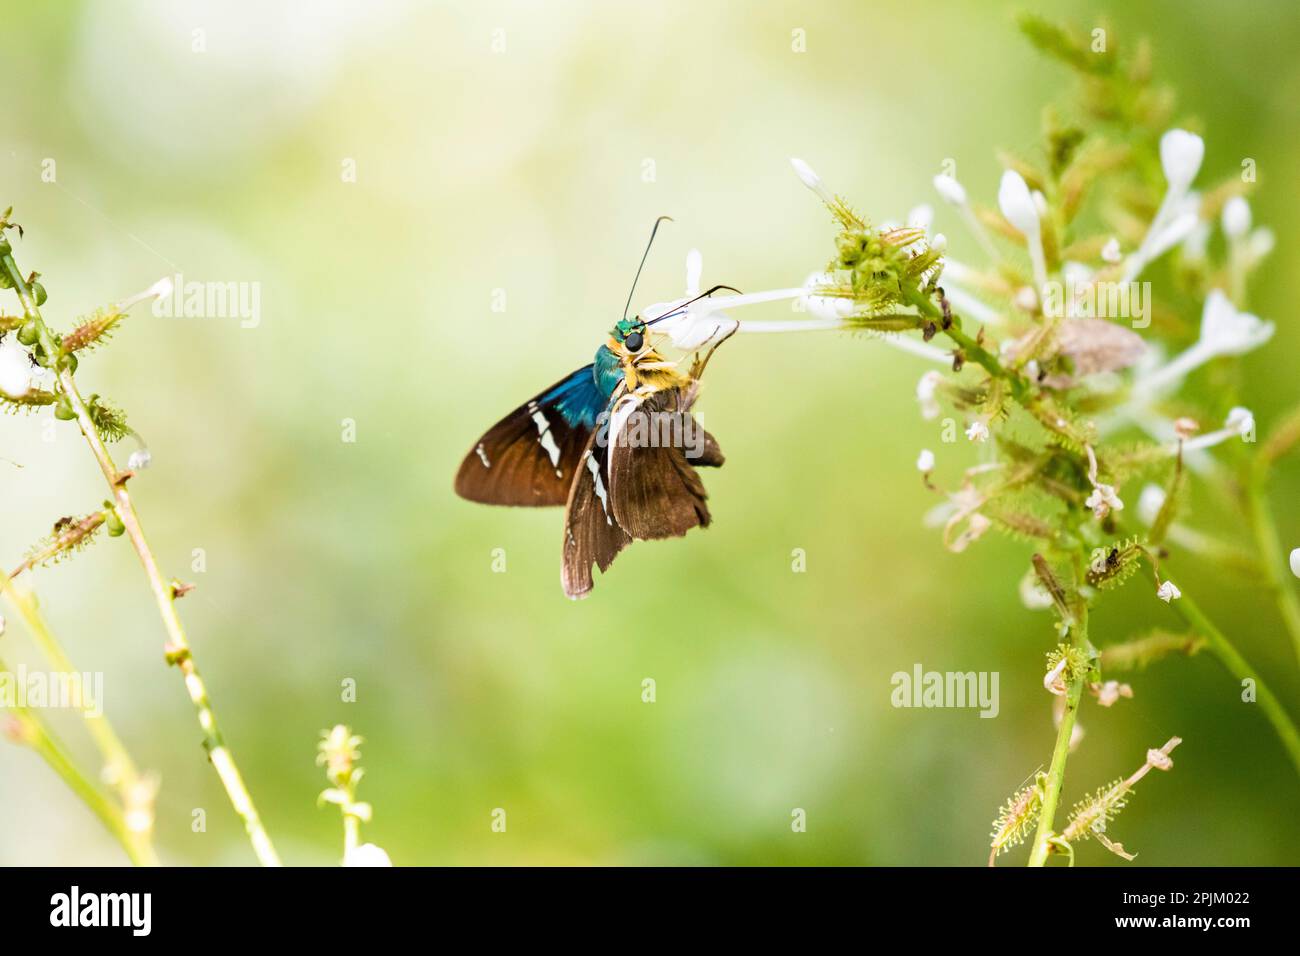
(1134, 290, 1274, 397)
(343, 842, 393, 867)
(1159, 129, 1205, 194)
(1199, 289, 1274, 356)
(1044, 657, 1069, 696)
(916, 449, 935, 472)
(1143, 211, 1200, 261)
(1221, 196, 1251, 239)
(997, 170, 1039, 238)
(120, 275, 175, 311)
(916, 371, 942, 421)
(965, 420, 990, 443)
(1290, 548, 1300, 580)
(1137, 484, 1167, 526)
(929, 232, 947, 253)
(1156, 580, 1182, 603)
(790, 157, 838, 208)
(1226, 406, 1255, 437)
(128, 449, 153, 471)
(1085, 483, 1124, 520)
(1101, 237, 1122, 263)
(932, 173, 967, 206)
(0, 338, 32, 398)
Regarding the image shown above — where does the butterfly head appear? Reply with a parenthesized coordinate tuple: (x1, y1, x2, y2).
(611, 317, 649, 356)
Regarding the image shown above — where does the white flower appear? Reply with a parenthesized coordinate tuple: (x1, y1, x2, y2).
(1156, 580, 1182, 603)
(1085, 483, 1124, 519)
(916, 449, 935, 472)
(1137, 484, 1166, 526)
(1121, 128, 1204, 283)
(1143, 211, 1200, 261)
(1290, 548, 1300, 579)
(1226, 406, 1255, 437)
(932, 173, 967, 206)
(0, 338, 31, 398)
(1134, 291, 1274, 398)
(1221, 196, 1251, 239)
(119, 275, 175, 311)
(790, 157, 839, 209)
(1101, 237, 1122, 263)
(1044, 657, 1068, 696)
(1159, 129, 1205, 194)
(343, 842, 393, 867)
(1199, 289, 1273, 356)
(916, 371, 942, 420)
(128, 449, 153, 471)
(929, 232, 947, 253)
(998, 170, 1039, 236)
(965, 420, 990, 443)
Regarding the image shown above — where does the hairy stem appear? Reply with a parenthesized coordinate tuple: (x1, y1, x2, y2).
(1176, 593, 1300, 777)
(1027, 607, 1089, 867)
(0, 240, 281, 866)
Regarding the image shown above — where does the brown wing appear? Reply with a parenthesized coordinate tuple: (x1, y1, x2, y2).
(607, 389, 720, 541)
(455, 366, 599, 507)
(561, 428, 632, 600)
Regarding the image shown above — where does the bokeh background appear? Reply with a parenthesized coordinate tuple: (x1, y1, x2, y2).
(1, 0, 1297, 865)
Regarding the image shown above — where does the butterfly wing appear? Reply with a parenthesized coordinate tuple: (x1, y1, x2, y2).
(455, 365, 608, 507)
(561, 420, 633, 600)
(607, 388, 720, 541)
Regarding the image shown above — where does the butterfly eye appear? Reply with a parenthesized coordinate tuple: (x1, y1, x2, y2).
(624, 331, 645, 353)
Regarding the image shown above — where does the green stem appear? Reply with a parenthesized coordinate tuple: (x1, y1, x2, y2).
(905, 287, 1031, 399)
(1026, 607, 1089, 867)
(1244, 465, 1300, 669)
(0, 236, 281, 866)
(1176, 593, 1300, 777)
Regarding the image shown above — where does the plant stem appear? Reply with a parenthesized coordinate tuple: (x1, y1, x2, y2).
(1027, 608, 1089, 867)
(0, 572, 160, 865)
(1176, 593, 1300, 777)
(0, 239, 281, 866)
(1244, 465, 1300, 669)
(0, 655, 153, 866)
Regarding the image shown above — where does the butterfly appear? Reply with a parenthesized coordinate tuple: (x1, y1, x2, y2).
(454, 219, 739, 599)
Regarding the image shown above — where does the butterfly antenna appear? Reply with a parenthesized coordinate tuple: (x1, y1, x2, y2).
(623, 216, 674, 322)
(644, 284, 744, 326)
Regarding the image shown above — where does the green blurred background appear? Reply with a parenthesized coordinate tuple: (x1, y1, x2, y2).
(1, 0, 1297, 865)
